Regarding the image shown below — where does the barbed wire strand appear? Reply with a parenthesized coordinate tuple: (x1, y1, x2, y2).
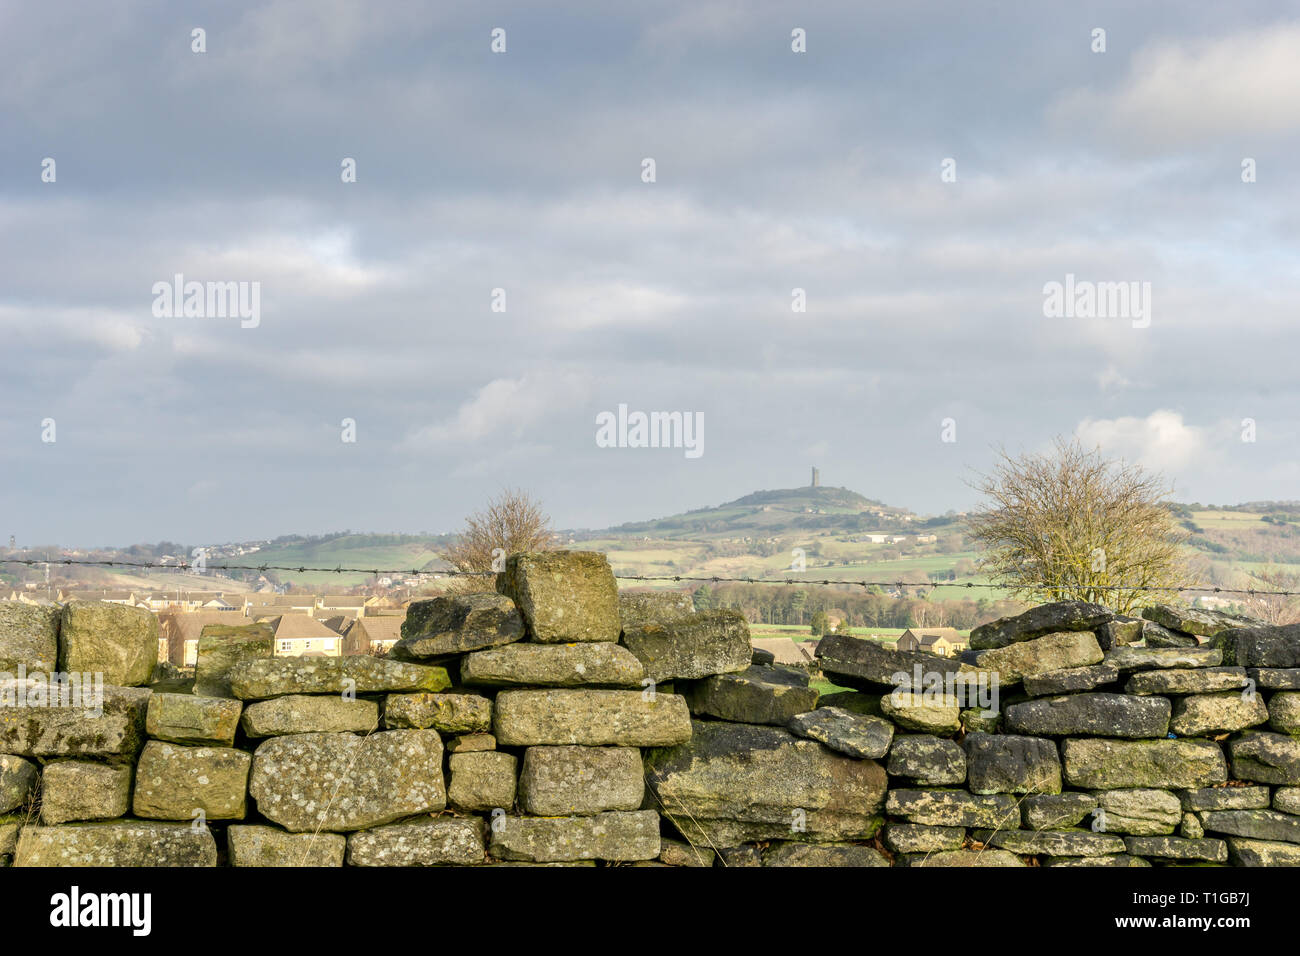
(1, 555, 1297, 598)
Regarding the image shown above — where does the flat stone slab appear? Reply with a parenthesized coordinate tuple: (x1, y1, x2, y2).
(815, 632, 977, 691)
(660, 837, 715, 867)
(1023, 663, 1119, 697)
(763, 842, 889, 866)
(972, 631, 1103, 683)
(1213, 623, 1300, 668)
(447, 733, 496, 753)
(878, 692, 961, 734)
(973, 828, 1126, 856)
(1248, 668, 1300, 689)
(1022, 792, 1097, 830)
(392, 593, 524, 658)
(0, 602, 59, 673)
(40, 761, 131, 824)
(645, 720, 887, 844)
(1179, 785, 1271, 812)
(494, 689, 691, 747)
(1125, 667, 1250, 696)
(0, 682, 149, 759)
(241, 695, 379, 737)
(885, 789, 1020, 828)
(787, 707, 894, 760)
(1042, 854, 1150, 867)
(1199, 809, 1300, 844)
(687, 664, 818, 725)
(1169, 692, 1269, 736)
(58, 601, 158, 687)
(489, 809, 660, 862)
(882, 823, 967, 853)
(1275, 787, 1300, 815)
(0, 754, 37, 814)
(1229, 731, 1300, 785)
(461, 641, 644, 687)
(228, 825, 345, 866)
(1143, 604, 1256, 638)
(229, 656, 450, 700)
(146, 693, 243, 746)
(899, 849, 1026, 867)
(963, 733, 1061, 795)
(347, 819, 485, 866)
(886, 734, 966, 785)
(622, 610, 752, 682)
(1094, 789, 1182, 835)
(518, 745, 643, 816)
(1105, 647, 1222, 671)
(1269, 692, 1300, 733)
(1004, 693, 1170, 738)
(1062, 738, 1227, 789)
(618, 591, 694, 628)
(970, 601, 1113, 650)
(249, 730, 446, 832)
(384, 693, 492, 732)
(1124, 835, 1228, 862)
(1227, 836, 1300, 866)
(14, 822, 217, 866)
(497, 551, 622, 644)
(447, 751, 517, 812)
(132, 740, 251, 821)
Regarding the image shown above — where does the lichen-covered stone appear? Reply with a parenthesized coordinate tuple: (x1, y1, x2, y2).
(686, 664, 818, 725)
(447, 733, 496, 753)
(497, 551, 621, 644)
(517, 745, 641, 816)
(1022, 792, 1097, 830)
(228, 825, 345, 866)
(1179, 786, 1271, 812)
(1004, 693, 1170, 739)
(1141, 621, 1199, 647)
(1229, 731, 1300, 785)
(0, 682, 149, 760)
(0, 754, 37, 814)
(619, 591, 694, 628)
(1274, 787, 1300, 815)
(1199, 809, 1300, 844)
(1143, 604, 1256, 638)
(882, 823, 966, 853)
(815, 632, 978, 691)
(1022, 663, 1119, 697)
(1181, 812, 1204, 839)
(392, 593, 524, 659)
(58, 601, 158, 687)
(494, 689, 691, 747)
(1227, 836, 1300, 866)
(14, 821, 216, 866)
(622, 610, 752, 681)
(40, 761, 131, 824)
(788, 707, 893, 759)
(448, 751, 517, 812)
(461, 642, 644, 688)
(1125, 667, 1250, 696)
(249, 730, 446, 831)
(1094, 789, 1182, 835)
(1213, 622, 1300, 668)
(763, 842, 888, 866)
(646, 721, 887, 844)
(899, 848, 1026, 867)
(963, 733, 1061, 795)
(1268, 691, 1300, 733)
(132, 740, 250, 820)
(192, 623, 274, 698)
(885, 789, 1020, 828)
(973, 828, 1126, 856)
(240, 694, 379, 737)
(1169, 692, 1269, 736)
(1042, 854, 1151, 867)
(146, 693, 242, 746)
(0, 602, 59, 674)
(1249, 668, 1300, 689)
(1095, 616, 1144, 651)
(972, 631, 1104, 683)
(1124, 835, 1228, 862)
(384, 693, 492, 732)
(660, 837, 715, 867)
(229, 655, 450, 700)
(878, 692, 961, 734)
(347, 818, 485, 866)
(1062, 738, 1227, 789)
(1105, 646, 1222, 671)
(490, 809, 660, 862)
(886, 735, 965, 785)
(970, 601, 1113, 650)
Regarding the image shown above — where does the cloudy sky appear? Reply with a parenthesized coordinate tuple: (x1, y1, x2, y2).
(3, 1, 1299, 547)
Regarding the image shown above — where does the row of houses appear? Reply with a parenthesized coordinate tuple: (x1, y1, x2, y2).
(158, 610, 406, 666)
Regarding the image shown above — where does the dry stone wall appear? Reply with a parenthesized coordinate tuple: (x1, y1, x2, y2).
(2, 562, 1300, 867)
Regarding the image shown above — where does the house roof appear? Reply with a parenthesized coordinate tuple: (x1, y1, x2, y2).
(354, 615, 404, 645)
(320, 595, 367, 608)
(903, 627, 963, 645)
(274, 615, 340, 640)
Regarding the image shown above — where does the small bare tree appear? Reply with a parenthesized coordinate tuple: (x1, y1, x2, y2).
(966, 438, 1189, 613)
(442, 489, 555, 592)
(1240, 566, 1300, 625)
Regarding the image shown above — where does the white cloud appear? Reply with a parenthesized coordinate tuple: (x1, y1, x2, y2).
(403, 373, 592, 448)
(1075, 410, 1207, 474)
